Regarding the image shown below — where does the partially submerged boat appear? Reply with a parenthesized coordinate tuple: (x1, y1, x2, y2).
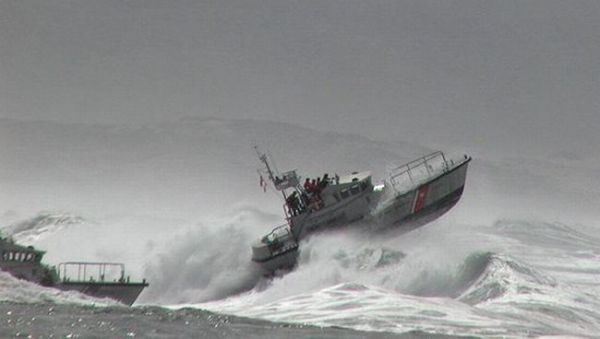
(251, 149, 471, 274)
(0, 237, 147, 305)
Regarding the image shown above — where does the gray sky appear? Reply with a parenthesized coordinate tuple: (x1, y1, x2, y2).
(1, 0, 599, 157)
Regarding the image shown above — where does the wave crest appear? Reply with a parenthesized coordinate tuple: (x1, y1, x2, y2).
(2, 211, 88, 243)
(458, 253, 556, 305)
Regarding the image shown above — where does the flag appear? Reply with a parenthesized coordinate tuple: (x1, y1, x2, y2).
(259, 175, 267, 192)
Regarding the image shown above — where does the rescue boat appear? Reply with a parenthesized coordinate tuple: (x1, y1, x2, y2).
(251, 149, 471, 274)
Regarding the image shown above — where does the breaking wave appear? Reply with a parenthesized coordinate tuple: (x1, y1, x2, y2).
(401, 251, 558, 305)
(2, 212, 88, 244)
(199, 248, 600, 337)
(456, 252, 557, 305)
(141, 224, 262, 303)
(147, 216, 563, 308)
(140, 206, 281, 304)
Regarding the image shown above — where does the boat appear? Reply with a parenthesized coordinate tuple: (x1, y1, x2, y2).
(0, 237, 148, 306)
(251, 149, 471, 274)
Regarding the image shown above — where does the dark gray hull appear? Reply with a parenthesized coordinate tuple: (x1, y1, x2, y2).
(56, 281, 148, 306)
(0, 239, 148, 306)
(252, 247, 299, 275)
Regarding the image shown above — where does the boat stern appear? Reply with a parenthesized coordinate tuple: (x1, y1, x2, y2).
(251, 224, 299, 273)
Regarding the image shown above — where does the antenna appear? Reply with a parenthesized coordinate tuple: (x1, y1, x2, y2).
(254, 146, 276, 182)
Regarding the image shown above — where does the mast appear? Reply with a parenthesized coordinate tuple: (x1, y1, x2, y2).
(255, 146, 276, 183)
(254, 146, 288, 201)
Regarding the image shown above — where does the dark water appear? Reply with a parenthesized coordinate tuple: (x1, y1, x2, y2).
(0, 302, 467, 339)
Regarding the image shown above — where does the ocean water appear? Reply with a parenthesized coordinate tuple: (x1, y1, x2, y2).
(0, 301, 421, 338)
(2, 217, 600, 338)
(2, 118, 600, 338)
(192, 219, 600, 337)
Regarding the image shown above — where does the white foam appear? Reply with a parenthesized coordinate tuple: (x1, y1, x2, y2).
(0, 271, 117, 306)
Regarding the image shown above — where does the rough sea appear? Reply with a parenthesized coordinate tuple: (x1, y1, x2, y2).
(2, 217, 600, 338)
(2, 118, 600, 338)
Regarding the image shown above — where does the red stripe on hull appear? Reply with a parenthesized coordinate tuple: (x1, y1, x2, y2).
(413, 184, 429, 213)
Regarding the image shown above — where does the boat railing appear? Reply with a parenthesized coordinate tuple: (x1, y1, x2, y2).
(262, 224, 297, 256)
(388, 151, 450, 193)
(58, 261, 130, 283)
(263, 224, 293, 243)
(273, 170, 299, 190)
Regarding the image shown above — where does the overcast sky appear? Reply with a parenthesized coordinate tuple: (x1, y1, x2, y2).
(1, 0, 599, 157)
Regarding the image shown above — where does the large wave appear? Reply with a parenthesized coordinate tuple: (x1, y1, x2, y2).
(2, 211, 89, 244)
(197, 248, 600, 337)
(139, 205, 282, 304)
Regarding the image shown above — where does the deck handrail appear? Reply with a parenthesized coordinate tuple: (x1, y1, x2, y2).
(58, 262, 126, 283)
(388, 151, 449, 192)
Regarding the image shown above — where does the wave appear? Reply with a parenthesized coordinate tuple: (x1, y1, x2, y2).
(401, 251, 491, 299)
(333, 247, 406, 271)
(141, 223, 262, 304)
(0, 272, 116, 306)
(139, 206, 281, 304)
(197, 250, 591, 337)
(372, 249, 557, 306)
(2, 211, 88, 244)
(456, 252, 557, 305)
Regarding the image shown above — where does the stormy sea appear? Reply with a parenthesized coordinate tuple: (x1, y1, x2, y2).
(2, 118, 600, 338)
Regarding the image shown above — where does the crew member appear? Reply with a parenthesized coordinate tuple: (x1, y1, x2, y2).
(304, 178, 312, 192)
(286, 192, 301, 216)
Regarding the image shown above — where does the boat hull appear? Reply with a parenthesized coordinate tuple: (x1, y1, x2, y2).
(0, 239, 149, 306)
(372, 158, 470, 229)
(56, 281, 148, 306)
(253, 247, 299, 274)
